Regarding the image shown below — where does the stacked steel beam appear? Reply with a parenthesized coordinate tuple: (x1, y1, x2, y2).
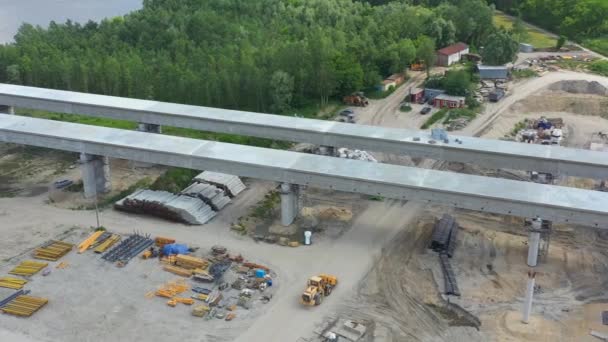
(193, 172, 246, 197)
(181, 183, 231, 211)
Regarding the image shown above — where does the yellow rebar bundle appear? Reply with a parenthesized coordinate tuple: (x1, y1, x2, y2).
(78, 231, 104, 253)
(8, 260, 48, 276)
(0, 277, 28, 289)
(1, 295, 48, 317)
(93, 234, 121, 253)
(34, 240, 74, 261)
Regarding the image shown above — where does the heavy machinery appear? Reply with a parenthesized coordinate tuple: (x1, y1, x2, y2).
(343, 92, 369, 107)
(301, 274, 338, 306)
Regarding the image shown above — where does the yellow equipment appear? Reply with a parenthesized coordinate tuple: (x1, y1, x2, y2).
(300, 274, 338, 306)
(34, 240, 74, 261)
(78, 231, 104, 253)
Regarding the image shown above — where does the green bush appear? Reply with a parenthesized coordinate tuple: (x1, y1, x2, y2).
(400, 104, 412, 112)
(512, 69, 538, 78)
(150, 168, 200, 193)
(589, 60, 608, 77)
(421, 109, 448, 129)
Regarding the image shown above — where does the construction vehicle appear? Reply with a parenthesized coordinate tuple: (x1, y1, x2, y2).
(300, 274, 338, 306)
(343, 92, 368, 107)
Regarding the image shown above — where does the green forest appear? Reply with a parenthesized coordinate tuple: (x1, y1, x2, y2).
(0, 0, 500, 114)
(488, 0, 608, 55)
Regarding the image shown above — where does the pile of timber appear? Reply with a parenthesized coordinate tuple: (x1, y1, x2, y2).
(193, 171, 246, 197)
(175, 255, 209, 270)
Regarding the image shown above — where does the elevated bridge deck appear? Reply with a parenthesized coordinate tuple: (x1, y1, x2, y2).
(0, 84, 606, 179)
(1, 114, 607, 227)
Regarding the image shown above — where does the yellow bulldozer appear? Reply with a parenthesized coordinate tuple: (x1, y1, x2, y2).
(300, 274, 338, 306)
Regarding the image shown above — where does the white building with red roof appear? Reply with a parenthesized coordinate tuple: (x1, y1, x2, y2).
(436, 42, 469, 67)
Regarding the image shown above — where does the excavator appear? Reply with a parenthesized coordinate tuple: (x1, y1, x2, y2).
(300, 274, 338, 306)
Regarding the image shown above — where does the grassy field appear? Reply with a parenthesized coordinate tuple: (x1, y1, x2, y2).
(583, 38, 608, 57)
(493, 12, 556, 49)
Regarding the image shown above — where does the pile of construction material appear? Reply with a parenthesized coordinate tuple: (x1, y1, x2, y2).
(515, 117, 564, 145)
(0, 290, 48, 317)
(115, 189, 217, 225)
(336, 148, 378, 163)
(149, 245, 275, 321)
(192, 171, 246, 197)
(115, 172, 245, 225)
(181, 183, 231, 210)
(34, 240, 74, 261)
(430, 214, 460, 296)
(102, 233, 154, 266)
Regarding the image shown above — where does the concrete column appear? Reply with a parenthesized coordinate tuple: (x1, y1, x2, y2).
(522, 270, 536, 324)
(137, 123, 162, 134)
(80, 153, 111, 199)
(280, 182, 298, 226)
(527, 219, 542, 267)
(0, 105, 14, 115)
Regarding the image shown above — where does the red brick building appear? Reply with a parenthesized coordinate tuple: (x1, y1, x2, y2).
(433, 94, 465, 108)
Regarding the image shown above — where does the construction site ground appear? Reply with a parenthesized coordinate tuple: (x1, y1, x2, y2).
(1, 56, 608, 341)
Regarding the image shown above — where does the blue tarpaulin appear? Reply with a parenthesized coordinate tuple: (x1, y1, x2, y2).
(162, 243, 189, 255)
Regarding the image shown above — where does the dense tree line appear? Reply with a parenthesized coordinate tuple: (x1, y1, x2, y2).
(489, 0, 608, 41)
(0, 0, 496, 114)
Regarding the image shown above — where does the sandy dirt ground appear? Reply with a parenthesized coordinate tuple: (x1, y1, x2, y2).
(1, 67, 608, 342)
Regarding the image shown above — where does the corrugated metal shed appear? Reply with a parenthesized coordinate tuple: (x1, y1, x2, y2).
(477, 65, 509, 80)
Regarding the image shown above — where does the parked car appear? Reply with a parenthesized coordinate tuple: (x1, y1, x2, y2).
(420, 106, 432, 115)
(339, 109, 354, 117)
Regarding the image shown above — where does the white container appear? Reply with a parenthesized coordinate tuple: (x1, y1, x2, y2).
(304, 231, 312, 245)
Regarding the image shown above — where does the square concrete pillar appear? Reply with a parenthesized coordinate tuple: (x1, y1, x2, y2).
(280, 183, 299, 226)
(80, 153, 111, 198)
(0, 105, 14, 114)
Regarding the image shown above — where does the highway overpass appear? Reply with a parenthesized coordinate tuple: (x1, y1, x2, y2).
(0, 84, 607, 179)
(1, 114, 607, 228)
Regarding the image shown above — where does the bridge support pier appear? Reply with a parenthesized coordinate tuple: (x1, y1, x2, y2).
(527, 219, 542, 267)
(137, 123, 162, 134)
(280, 182, 298, 226)
(522, 270, 536, 324)
(80, 153, 111, 199)
(522, 218, 542, 324)
(0, 105, 14, 114)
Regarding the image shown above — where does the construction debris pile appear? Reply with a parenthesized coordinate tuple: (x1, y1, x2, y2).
(312, 146, 377, 162)
(516, 117, 564, 146)
(430, 214, 460, 296)
(115, 172, 245, 225)
(193, 171, 246, 197)
(316, 318, 368, 342)
(148, 244, 275, 321)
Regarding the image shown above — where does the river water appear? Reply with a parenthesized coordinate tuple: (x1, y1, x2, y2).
(0, 0, 142, 43)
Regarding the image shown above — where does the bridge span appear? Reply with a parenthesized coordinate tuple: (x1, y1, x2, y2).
(1, 114, 607, 227)
(0, 84, 607, 179)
